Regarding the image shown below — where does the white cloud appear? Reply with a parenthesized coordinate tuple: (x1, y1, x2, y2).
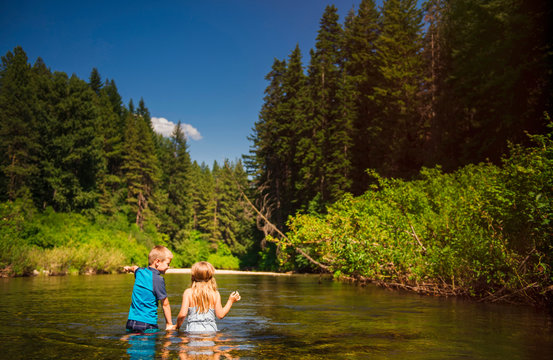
(151, 117, 202, 141)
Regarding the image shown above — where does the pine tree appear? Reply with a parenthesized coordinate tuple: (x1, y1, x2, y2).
(95, 81, 125, 214)
(137, 97, 152, 127)
(103, 79, 123, 119)
(122, 112, 161, 228)
(216, 160, 245, 254)
(188, 161, 205, 230)
(198, 161, 220, 247)
(372, 0, 425, 177)
(248, 58, 287, 227)
(281, 45, 308, 215)
(0, 46, 40, 200)
(39, 73, 103, 211)
(30, 56, 54, 206)
(165, 121, 193, 237)
(301, 5, 353, 205)
(342, 0, 380, 193)
(88, 67, 102, 95)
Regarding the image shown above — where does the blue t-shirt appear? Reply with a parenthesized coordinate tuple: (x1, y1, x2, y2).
(128, 267, 168, 325)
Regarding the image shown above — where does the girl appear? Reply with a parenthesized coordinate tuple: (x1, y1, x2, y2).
(176, 261, 241, 332)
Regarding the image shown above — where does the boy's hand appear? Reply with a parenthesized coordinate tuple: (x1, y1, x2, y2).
(123, 265, 138, 273)
(165, 324, 176, 331)
(229, 291, 241, 303)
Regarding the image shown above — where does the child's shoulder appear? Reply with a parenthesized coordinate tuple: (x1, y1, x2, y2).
(183, 287, 194, 298)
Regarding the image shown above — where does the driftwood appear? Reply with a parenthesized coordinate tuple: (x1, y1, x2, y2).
(226, 164, 330, 272)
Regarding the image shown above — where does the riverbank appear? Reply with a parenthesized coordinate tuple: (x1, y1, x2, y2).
(167, 268, 295, 276)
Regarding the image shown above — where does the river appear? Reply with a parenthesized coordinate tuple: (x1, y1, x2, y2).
(0, 273, 552, 359)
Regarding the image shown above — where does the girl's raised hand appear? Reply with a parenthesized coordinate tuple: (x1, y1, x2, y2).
(229, 291, 241, 303)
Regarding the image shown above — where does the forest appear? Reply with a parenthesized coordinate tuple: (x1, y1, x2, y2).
(0, 47, 261, 275)
(247, 0, 552, 304)
(1, 0, 552, 304)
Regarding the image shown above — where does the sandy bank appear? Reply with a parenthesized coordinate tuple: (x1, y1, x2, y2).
(166, 269, 294, 276)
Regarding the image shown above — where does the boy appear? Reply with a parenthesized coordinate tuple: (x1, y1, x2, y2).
(124, 245, 176, 332)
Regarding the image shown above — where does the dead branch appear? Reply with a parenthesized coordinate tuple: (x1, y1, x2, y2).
(225, 164, 330, 272)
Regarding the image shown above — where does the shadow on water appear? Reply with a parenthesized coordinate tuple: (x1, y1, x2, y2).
(1, 274, 553, 359)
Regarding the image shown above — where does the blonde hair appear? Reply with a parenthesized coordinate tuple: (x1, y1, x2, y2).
(190, 261, 217, 313)
(148, 245, 172, 265)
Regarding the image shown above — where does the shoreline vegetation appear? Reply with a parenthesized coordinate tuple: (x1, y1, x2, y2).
(268, 124, 553, 307)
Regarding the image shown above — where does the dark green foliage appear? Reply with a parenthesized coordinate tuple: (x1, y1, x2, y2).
(426, 0, 553, 170)
(0, 46, 40, 201)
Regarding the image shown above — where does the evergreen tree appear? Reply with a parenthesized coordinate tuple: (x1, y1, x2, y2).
(281, 45, 308, 215)
(137, 97, 152, 127)
(39, 73, 102, 211)
(128, 99, 135, 114)
(198, 161, 220, 247)
(88, 67, 102, 95)
(103, 79, 123, 119)
(122, 112, 161, 228)
(164, 121, 193, 238)
(248, 58, 287, 227)
(188, 161, 205, 230)
(342, 0, 380, 193)
(302, 5, 353, 204)
(372, 0, 425, 177)
(0, 46, 40, 201)
(95, 81, 125, 214)
(216, 160, 246, 254)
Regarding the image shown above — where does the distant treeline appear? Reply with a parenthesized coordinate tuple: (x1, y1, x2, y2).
(0, 47, 262, 275)
(246, 0, 552, 230)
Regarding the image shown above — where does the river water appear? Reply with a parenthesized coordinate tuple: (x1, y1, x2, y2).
(0, 273, 552, 359)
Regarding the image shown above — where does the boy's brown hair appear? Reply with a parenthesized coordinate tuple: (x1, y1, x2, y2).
(148, 245, 172, 265)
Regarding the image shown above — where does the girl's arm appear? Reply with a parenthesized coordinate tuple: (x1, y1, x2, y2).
(176, 289, 191, 329)
(215, 290, 241, 319)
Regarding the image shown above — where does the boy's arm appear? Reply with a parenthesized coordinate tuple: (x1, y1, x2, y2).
(161, 297, 175, 330)
(123, 265, 139, 273)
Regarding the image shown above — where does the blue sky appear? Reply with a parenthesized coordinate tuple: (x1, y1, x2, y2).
(0, 0, 372, 166)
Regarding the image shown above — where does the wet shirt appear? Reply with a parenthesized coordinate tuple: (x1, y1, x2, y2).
(186, 307, 218, 333)
(128, 267, 167, 325)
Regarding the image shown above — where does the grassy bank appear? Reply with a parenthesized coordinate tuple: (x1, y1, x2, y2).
(0, 201, 242, 277)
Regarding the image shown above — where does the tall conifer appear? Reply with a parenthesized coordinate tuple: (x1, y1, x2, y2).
(0, 46, 40, 200)
(373, 0, 425, 177)
(343, 0, 380, 193)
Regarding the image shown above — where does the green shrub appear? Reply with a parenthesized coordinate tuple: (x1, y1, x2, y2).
(279, 121, 553, 302)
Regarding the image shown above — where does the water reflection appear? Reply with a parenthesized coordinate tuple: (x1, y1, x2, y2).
(122, 332, 158, 360)
(124, 331, 239, 360)
(165, 332, 237, 360)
